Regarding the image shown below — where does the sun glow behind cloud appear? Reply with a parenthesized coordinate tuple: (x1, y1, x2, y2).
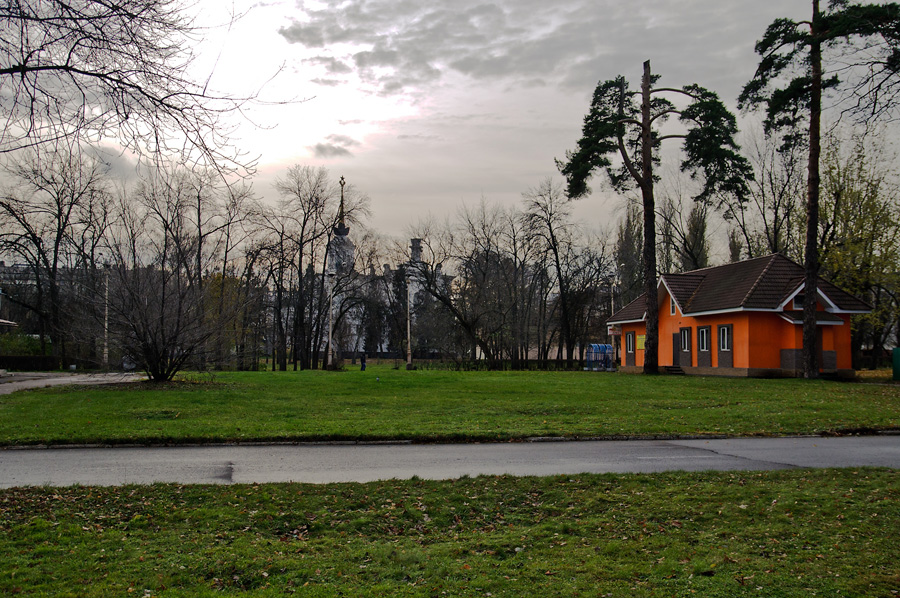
(191, 0, 422, 168)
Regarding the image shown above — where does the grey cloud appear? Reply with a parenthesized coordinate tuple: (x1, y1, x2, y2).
(308, 133, 361, 158)
(353, 48, 400, 69)
(310, 143, 353, 158)
(90, 145, 140, 181)
(305, 56, 353, 74)
(278, 0, 795, 104)
(397, 133, 440, 141)
(278, 0, 596, 95)
(310, 78, 342, 87)
(278, 22, 325, 47)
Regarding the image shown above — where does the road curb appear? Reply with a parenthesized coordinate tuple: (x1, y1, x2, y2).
(3, 430, 899, 451)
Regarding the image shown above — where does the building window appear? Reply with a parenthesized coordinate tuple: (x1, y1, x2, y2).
(626, 332, 635, 353)
(670, 297, 677, 315)
(680, 328, 691, 352)
(698, 327, 709, 352)
(719, 325, 731, 352)
(793, 293, 805, 310)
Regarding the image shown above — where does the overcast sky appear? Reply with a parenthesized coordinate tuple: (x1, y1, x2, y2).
(198, 0, 811, 239)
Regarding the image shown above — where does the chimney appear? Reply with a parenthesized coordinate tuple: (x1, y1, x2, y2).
(410, 238, 422, 263)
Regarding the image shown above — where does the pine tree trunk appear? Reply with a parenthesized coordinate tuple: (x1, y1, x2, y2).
(641, 60, 659, 374)
(803, 1, 822, 379)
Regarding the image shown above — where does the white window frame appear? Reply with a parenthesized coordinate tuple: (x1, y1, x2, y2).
(793, 294, 805, 310)
(680, 328, 691, 352)
(670, 297, 677, 315)
(626, 332, 635, 353)
(698, 327, 709, 352)
(719, 326, 731, 352)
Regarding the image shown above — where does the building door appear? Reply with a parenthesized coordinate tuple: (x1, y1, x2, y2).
(679, 327, 692, 367)
(673, 333, 680, 366)
(717, 324, 733, 368)
(625, 332, 635, 367)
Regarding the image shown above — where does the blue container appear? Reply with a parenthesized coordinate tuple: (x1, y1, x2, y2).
(585, 344, 614, 371)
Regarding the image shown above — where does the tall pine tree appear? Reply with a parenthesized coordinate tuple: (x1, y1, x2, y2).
(558, 61, 749, 373)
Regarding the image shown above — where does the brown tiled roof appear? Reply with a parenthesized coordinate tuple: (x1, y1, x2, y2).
(817, 279, 871, 312)
(664, 273, 705, 309)
(609, 295, 647, 323)
(609, 254, 871, 324)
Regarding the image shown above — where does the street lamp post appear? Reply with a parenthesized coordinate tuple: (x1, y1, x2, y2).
(406, 273, 412, 370)
(327, 272, 335, 369)
(103, 265, 109, 369)
(99, 255, 110, 369)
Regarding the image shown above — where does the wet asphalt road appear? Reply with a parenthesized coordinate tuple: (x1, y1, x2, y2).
(1, 435, 897, 488)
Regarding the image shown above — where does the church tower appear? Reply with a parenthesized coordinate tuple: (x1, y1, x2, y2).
(329, 176, 354, 274)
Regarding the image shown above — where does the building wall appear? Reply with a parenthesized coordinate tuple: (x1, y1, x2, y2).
(619, 287, 856, 373)
(747, 312, 795, 369)
(621, 323, 646, 368)
(659, 291, 751, 368)
(833, 315, 854, 370)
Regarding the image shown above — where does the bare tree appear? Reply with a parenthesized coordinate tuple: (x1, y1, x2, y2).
(405, 192, 612, 370)
(105, 166, 251, 381)
(719, 129, 805, 261)
(614, 203, 643, 307)
(657, 194, 711, 273)
(498, 205, 543, 368)
(409, 211, 507, 368)
(523, 178, 581, 367)
(0, 149, 111, 365)
(272, 166, 332, 370)
(208, 183, 259, 369)
(0, 0, 267, 170)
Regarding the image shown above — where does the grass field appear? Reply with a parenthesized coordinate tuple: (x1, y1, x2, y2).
(2, 369, 898, 596)
(1, 468, 897, 597)
(0, 366, 898, 446)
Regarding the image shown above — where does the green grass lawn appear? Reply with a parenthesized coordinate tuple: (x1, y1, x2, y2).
(1, 468, 897, 597)
(1, 366, 899, 446)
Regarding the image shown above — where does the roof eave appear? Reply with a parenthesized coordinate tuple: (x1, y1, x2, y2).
(778, 314, 845, 326)
(607, 316, 647, 326)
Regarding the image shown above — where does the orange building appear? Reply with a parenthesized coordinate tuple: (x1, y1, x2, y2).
(608, 254, 870, 377)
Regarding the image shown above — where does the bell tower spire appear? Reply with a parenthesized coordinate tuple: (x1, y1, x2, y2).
(335, 175, 349, 236)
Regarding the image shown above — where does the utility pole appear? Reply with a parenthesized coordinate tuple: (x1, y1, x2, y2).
(103, 265, 109, 369)
(406, 274, 412, 370)
(327, 272, 334, 369)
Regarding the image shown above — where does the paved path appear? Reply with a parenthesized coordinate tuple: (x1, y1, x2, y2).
(1, 436, 897, 488)
(0, 371, 141, 395)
